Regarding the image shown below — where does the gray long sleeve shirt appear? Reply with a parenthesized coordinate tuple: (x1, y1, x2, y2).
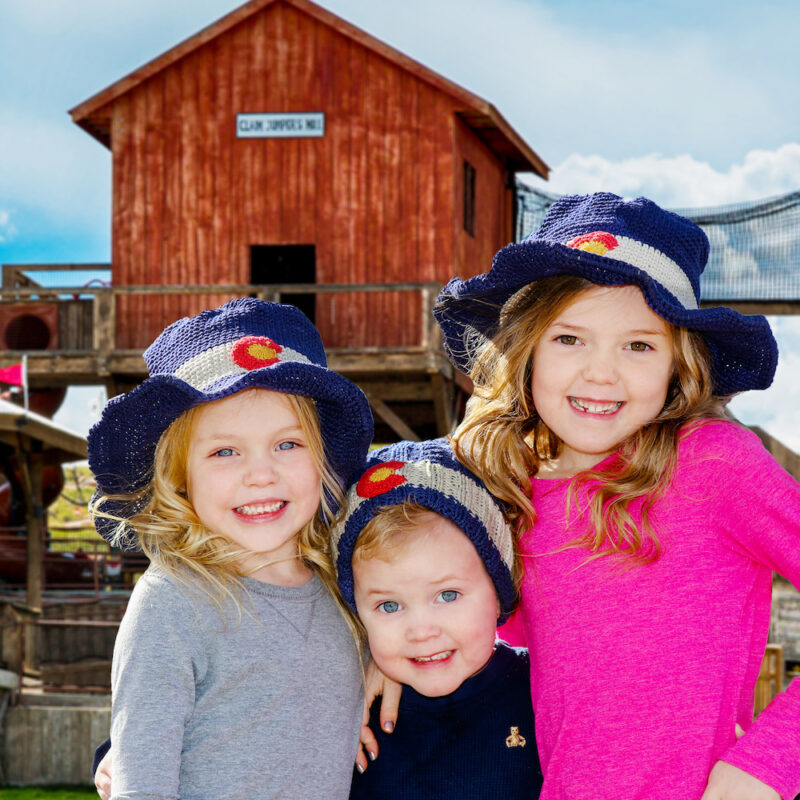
(110, 565, 362, 800)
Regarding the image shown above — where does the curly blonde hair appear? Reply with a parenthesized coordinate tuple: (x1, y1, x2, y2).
(451, 275, 730, 562)
(92, 390, 363, 644)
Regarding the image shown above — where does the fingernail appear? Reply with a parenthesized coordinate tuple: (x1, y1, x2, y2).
(369, 751, 376, 761)
(383, 721, 394, 732)
(356, 763, 364, 774)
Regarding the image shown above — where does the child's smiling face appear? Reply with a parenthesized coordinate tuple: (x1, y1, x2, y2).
(352, 512, 500, 697)
(532, 284, 675, 478)
(186, 388, 321, 583)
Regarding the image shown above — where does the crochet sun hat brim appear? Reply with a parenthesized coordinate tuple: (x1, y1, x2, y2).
(434, 193, 778, 396)
(88, 298, 374, 547)
(330, 438, 517, 623)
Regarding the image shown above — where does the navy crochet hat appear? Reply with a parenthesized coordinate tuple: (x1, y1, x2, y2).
(88, 298, 374, 546)
(331, 438, 517, 623)
(435, 192, 778, 396)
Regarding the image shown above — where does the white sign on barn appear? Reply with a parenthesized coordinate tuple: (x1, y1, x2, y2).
(236, 112, 325, 138)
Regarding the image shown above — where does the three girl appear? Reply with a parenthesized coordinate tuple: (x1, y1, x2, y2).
(435, 192, 800, 799)
(91, 191, 800, 800)
(88, 299, 374, 799)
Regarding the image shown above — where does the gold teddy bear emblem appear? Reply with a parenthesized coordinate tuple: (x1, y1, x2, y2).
(505, 726, 527, 748)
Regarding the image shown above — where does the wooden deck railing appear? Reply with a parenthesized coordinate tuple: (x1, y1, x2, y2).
(0, 279, 444, 358)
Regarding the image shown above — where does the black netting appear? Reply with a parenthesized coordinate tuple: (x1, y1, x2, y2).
(515, 185, 800, 302)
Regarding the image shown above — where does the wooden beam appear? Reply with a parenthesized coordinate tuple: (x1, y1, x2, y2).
(366, 393, 420, 442)
(18, 447, 44, 611)
(353, 380, 433, 402)
(430, 372, 455, 436)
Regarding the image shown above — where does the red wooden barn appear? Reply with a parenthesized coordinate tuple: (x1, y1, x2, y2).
(69, 0, 547, 353)
(1, 0, 548, 440)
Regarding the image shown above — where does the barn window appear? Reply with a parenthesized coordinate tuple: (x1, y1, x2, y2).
(463, 161, 476, 237)
(250, 244, 316, 323)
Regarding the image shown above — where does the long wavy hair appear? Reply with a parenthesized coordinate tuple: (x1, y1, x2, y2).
(92, 389, 364, 646)
(450, 275, 730, 562)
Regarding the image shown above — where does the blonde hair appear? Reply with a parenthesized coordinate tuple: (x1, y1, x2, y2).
(451, 275, 729, 562)
(352, 502, 439, 565)
(92, 389, 364, 646)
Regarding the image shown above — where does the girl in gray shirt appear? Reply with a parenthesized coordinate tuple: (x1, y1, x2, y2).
(88, 299, 374, 800)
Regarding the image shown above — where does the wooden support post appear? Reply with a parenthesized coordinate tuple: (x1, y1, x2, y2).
(420, 285, 434, 350)
(430, 372, 455, 436)
(366, 393, 420, 442)
(21, 449, 45, 611)
(93, 288, 116, 375)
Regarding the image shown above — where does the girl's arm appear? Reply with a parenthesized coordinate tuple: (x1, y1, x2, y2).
(702, 424, 800, 798)
(700, 762, 780, 800)
(356, 658, 402, 772)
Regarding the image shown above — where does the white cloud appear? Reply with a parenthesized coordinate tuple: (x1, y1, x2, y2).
(0, 110, 110, 227)
(525, 144, 800, 208)
(0, 211, 16, 243)
(729, 318, 800, 453)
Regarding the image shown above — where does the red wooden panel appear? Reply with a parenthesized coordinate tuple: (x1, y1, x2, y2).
(417, 84, 437, 285)
(143, 74, 166, 345)
(362, 51, 387, 347)
(129, 88, 148, 343)
(103, 2, 524, 356)
(161, 64, 184, 336)
(435, 94, 454, 286)
(111, 94, 134, 348)
(178, 55, 200, 323)
(343, 38, 367, 346)
(229, 22, 251, 288)
(397, 70, 420, 347)
(212, 35, 235, 284)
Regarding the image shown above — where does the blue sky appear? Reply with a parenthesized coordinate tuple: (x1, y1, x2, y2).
(1, 0, 799, 448)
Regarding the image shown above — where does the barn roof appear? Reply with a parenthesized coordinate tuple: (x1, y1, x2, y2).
(68, 0, 548, 176)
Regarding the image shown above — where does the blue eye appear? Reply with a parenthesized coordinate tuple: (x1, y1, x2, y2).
(377, 600, 400, 614)
(277, 441, 297, 451)
(438, 590, 459, 603)
(213, 448, 235, 457)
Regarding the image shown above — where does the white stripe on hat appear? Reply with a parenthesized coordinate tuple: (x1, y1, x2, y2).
(569, 234, 699, 310)
(331, 459, 515, 574)
(174, 339, 312, 391)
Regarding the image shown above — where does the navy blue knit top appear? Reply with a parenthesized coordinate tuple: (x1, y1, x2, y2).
(350, 642, 542, 799)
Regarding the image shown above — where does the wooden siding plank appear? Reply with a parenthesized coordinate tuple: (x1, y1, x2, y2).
(252, 6, 278, 255)
(312, 16, 335, 341)
(178, 56, 200, 323)
(129, 88, 148, 346)
(346, 38, 367, 346)
(111, 95, 132, 348)
(230, 22, 251, 292)
(383, 63, 402, 347)
(363, 51, 386, 347)
(417, 84, 437, 286)
(195, 45, 216, 308)
(294, 10, 318, 250)
(327, 33, 353, 346)
(143, 74, 166, 344)
(434, 94, 454, 287)
(161, 64, 183, 334)
(397, 69, 420, 346)
(211, 34, 237, 303)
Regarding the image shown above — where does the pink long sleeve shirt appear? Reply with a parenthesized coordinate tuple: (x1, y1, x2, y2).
(516, 421, 800, 799)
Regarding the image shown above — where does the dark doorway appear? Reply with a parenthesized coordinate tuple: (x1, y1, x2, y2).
(250, 245, 316, 323)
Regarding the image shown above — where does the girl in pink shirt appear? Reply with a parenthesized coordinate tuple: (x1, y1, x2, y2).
(434, 193, 800, 799)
